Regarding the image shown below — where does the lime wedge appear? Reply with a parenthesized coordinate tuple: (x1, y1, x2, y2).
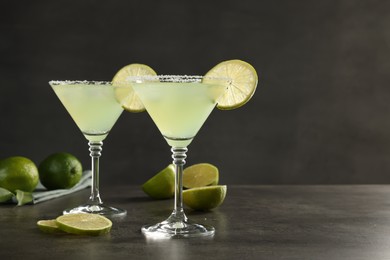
(183, 185, 227, 211)
(113, 63, 157, 112)
(142, 164, 175, 199)
(15, 190, 33, 206)
(204, 59, 258, 110)
(55, 213, 112, 236)
(37, 219, 62, 233)
(183, 163, 219, 189)
(0, 187, 14, 202)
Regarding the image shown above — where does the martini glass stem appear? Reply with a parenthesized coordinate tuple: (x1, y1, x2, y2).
(171, 147, 188, 221)
(89, 141, 103, 205)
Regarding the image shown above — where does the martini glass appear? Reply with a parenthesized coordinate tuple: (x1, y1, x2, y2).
(130, 75, 228, 238)
(49, 80, 126, 217)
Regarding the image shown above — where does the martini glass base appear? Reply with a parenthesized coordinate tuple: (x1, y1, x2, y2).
(142, 218, 215, 239)
(63, 203, 127, 217)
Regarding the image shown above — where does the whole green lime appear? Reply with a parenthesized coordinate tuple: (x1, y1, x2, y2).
(39, 152, 82, 190)
(0, 156, 39, 193)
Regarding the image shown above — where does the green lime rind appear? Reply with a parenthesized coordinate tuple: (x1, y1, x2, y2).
(183, 163, 219, 189)
(38, 152, 83, 190)
(37, 219, 63, 234)
(55, 213, 112, 236)
(0, 187, 14, 202)
(183, 185, 227, 211)
(142, 164, 175, 199)
(15, 189, 33, 206)
(0, 156, 39, 193)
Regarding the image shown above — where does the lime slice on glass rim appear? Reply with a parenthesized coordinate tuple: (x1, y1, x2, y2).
(183, 185, 227, 211)
(183, 163, 219, 189)
(203, 59, 258, 110)
(112, 63, 157, 112)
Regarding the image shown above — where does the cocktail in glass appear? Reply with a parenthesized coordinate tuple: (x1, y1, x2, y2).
(129, 75, 228, 238)
(49, 80, 126, 217)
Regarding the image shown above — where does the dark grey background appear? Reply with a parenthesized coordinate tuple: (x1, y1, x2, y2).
(1, 0, 390, 185)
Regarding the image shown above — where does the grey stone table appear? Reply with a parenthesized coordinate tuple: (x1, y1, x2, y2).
(1, 185, 390, 260)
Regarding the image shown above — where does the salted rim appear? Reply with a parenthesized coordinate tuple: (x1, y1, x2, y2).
(49, 80, 113, 85)
(126, 75, 231, 83)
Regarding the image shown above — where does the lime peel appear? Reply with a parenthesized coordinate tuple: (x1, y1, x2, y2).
(0, 187, 14, 203)
(15, 190, 33, 206)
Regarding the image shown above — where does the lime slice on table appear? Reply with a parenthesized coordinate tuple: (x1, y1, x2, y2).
(112, 63, 157, 112)
(55, 213, 112, 236)
(142, 164, 175, 199)
(183, 185, 227, 211)
(183, 163, 219, 189)
(37, 219, 62, 233)
(204, 59, 258, 110)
